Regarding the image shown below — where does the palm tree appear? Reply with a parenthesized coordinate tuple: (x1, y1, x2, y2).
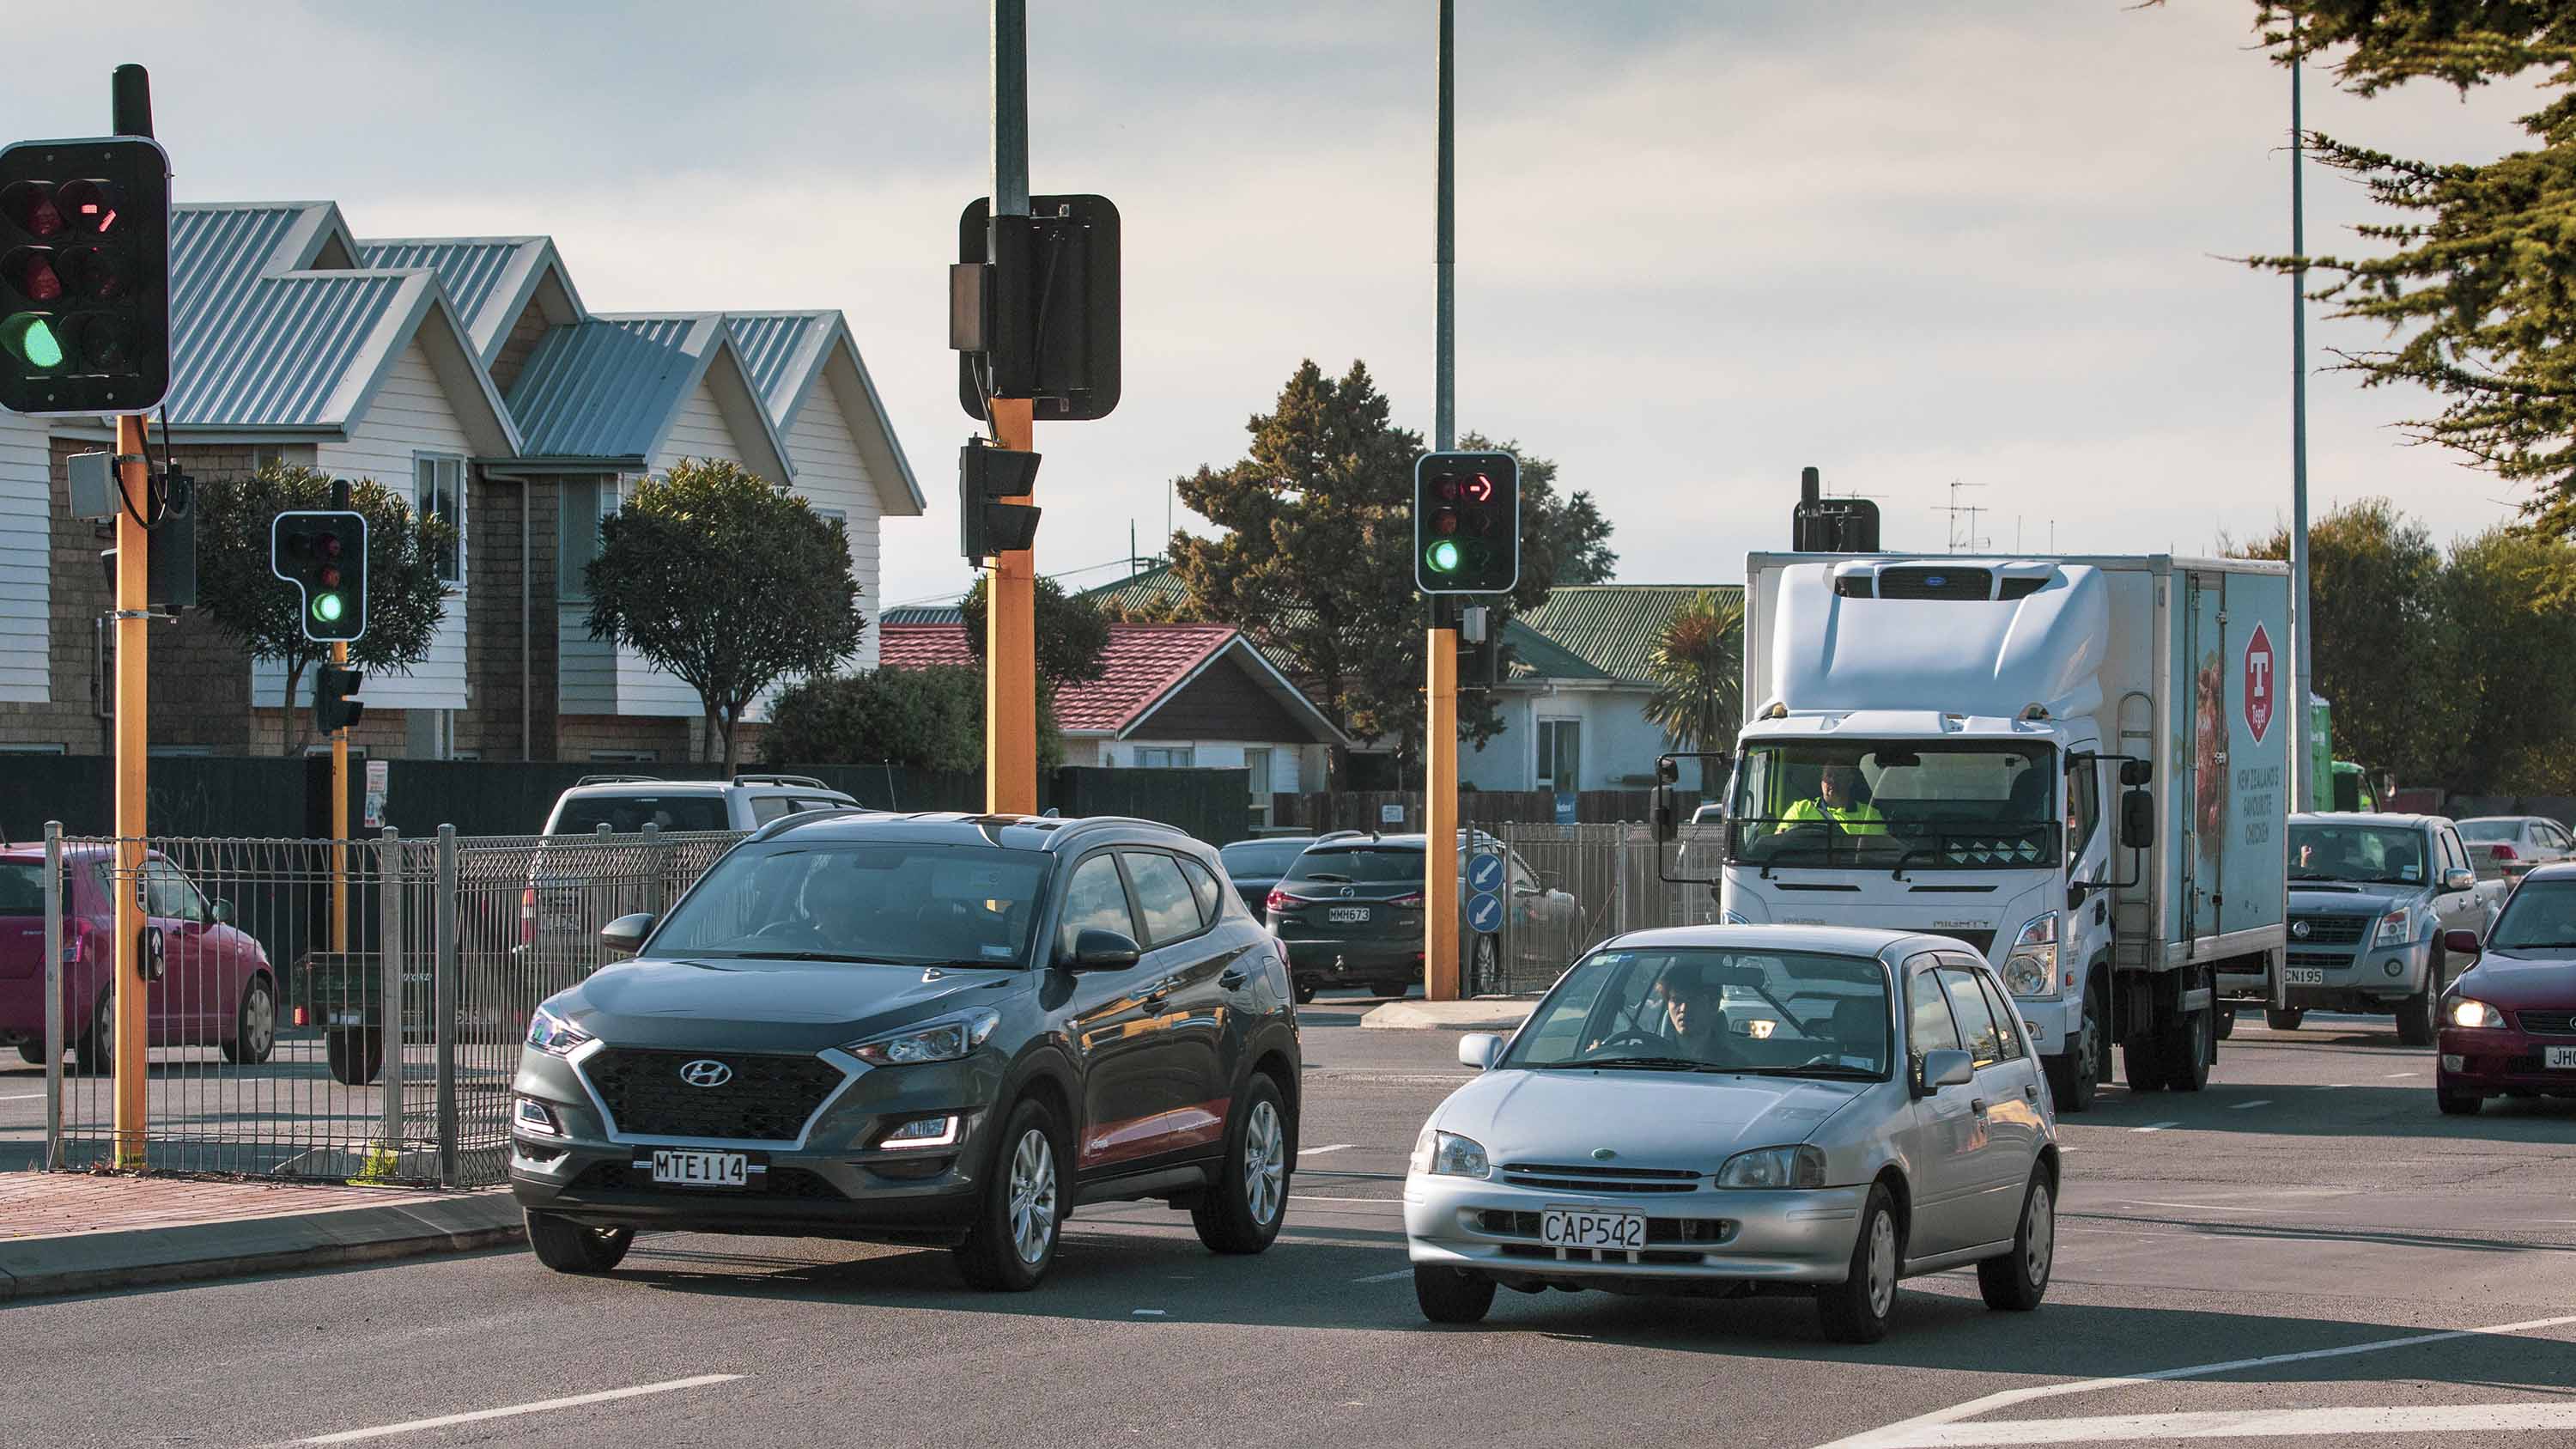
(1644, 590, 1745, 753)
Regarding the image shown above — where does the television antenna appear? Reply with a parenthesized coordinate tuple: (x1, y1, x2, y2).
(1943, 479, 1989, 553)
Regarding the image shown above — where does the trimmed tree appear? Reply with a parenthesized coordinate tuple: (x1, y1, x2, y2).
(762, 666, 1066, 772)
(1643, 589, 1746, 756)
(585, 458, 866, 768)
(192, 462, 457, 754)
(960, 574, 1111, 686)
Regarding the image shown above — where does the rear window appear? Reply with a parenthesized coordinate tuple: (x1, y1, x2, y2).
(1220, 841, 1306, 876)
(1286, 845, 1425, 884)
(551, 795, 730, 834)
(2457, 821, 2517, 843)
(0, 861, 52, 916)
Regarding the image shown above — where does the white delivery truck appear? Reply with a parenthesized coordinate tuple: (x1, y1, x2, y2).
(1658, 554, 2290, 1111)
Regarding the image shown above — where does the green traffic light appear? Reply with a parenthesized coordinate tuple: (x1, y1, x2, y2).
(313, 592, 344, 624)
(1427, 539, 1461, 574)
(1, 313, 64, 370)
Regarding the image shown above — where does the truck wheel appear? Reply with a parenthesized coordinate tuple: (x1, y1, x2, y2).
(2122, 1035, 2167, 1093)
(2264, 1008, 2304, 1031)
(2165, 1008, 2213, 1093)
(325, 1027, 385, 1086)
(2396, 949, 2441, 1048)
(2044, 983, 2104, 1112)
(2214, 1006, 2237, 1039)
(1292, 981, 1317, 1006)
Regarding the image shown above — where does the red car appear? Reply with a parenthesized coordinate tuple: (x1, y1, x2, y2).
(2436, 861, 2576, 1115)
(1, 843, 277, 1071)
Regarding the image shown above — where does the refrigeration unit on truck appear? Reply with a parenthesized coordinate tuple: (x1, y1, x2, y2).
(1653, 554, 2291, 1112)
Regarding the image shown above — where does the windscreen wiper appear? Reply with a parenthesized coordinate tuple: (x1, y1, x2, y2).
(1730, 1062, 1883, 1080)
(1577, 1056, 1724, 1072)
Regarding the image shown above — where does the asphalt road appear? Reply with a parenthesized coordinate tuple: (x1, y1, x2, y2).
(8, 997, 2576, 1449)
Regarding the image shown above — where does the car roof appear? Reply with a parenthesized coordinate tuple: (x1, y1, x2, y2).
(2290, 812, 2446, 829)
(750, 808, 1198, 855)
(2516, 861, 2576, 883)
(1220, 836, 1313, 849)
(1599, 923, 1968, 962)
(559, 779, 853, 797)
(2458, 815, 2553, 826)
(1310, 833, 1427, 849)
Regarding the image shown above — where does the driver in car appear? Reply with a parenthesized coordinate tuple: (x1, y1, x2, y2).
(1778, 764, 1887, 836)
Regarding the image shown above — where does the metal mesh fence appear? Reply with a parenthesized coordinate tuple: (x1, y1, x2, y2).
(27, 824, 743, 1187)
(1485, 824, 1725, 995)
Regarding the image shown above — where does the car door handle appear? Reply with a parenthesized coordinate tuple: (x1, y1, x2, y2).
(1217, 966, 1249, 990)
(1140, 975, 1178, 1002)
(2024, 1084, 2039, 1104)
(1970, 1098, 1989, 1116)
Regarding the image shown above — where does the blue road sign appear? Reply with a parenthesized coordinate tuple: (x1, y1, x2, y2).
(1467, 892, 1504, 935)
(1467, 851, 1505, 894)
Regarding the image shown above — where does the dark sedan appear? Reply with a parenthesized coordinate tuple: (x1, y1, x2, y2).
(1218, 837, 1322, 916)
(2436, 862, 2576, 1114)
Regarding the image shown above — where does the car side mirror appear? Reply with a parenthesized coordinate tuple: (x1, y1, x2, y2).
(2443, 928, 2482, 958)
(2119, 788, 2155, 850)
(1065, 928, 1142, 971)
(599, 913, 655, 957)
(1917, 1048, 1974, 1094)
(210, 898, 232, 924)
(2442, 867, 2476, 893)
(1458, 1032, 1504, 1070)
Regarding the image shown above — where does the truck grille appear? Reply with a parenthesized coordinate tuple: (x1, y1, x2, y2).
(2289, 914, 2369, 946)
(2286, 950, 2352, 970)
(580, 1048, 844, 1142)
(2516, 1010, 2576, 1038)
(1917, 928, 1996, 956)
(1878, 567, 1992, 600)
(1498, 1162, 1703, 1194)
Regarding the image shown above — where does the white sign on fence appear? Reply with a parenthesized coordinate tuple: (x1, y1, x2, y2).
(1380, 802, 1406, 825)
(363, 758, 389, 830)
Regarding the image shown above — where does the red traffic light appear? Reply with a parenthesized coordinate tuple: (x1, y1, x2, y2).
(3, 247, 61, 302)
(2, 181, 64, 238)
(54, 180, 116, 235)
(57, 247, 125, 301)
(318, 564, 341, 589)
(1431, 508, 1460, 536)
(1461, 472, 1495, 503)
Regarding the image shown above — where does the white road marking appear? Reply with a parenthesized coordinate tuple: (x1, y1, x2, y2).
(0, 1092, 43, 1101)
(2120, 1201, 2269, 1215)
(2129, 1122, 2180, 1133)
(1298, 1143, 1355, 1156)
(1131, 1308, 1167, 1317)
(1352, 1267, 1415, 1282)
(1815, 1312, 2576, 1449)
(1854, 1402, 2576, 1446)
(296, 1374, 743, 1444)
(2385, 1071, 2419, 1078)
(2227, 1099, 2271, 1111)
(1291, 1195, 1401, 1207)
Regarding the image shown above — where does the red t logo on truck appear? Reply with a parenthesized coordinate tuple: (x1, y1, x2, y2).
(2244, 623, 2274, 743)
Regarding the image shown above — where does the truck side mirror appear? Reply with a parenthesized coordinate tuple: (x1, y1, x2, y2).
(2120, 759, 2153, 788)
(2119, 788, 2155, 849)
(1654, 800, 1676, 843)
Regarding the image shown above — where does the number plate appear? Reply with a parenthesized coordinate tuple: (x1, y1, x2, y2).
(2546, 1046, 2576, 1070)
(2283, 966, 2325, 986)
(1540, 1207, 1647, 1251)
(649, 1148, 747, 1188)
(1328, 906, 1371, 923)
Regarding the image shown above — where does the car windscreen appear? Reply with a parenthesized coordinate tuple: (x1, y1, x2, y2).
(2486, 880, 2576, 951)
(0, 861, 51, 916)
(1502, 947, 1892, 1079)
(1286, 846, 1425, 884)
(1220, 841, 1306, 877)
(650, 843, 1052, 966)
(551, 795, 731, 834)
(2456, 821, 2518, 843)
(1728, 740, 2057, 871)
(2288, 824, 2431, 886)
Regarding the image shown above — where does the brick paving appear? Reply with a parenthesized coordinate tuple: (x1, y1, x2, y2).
(0, 1170, 484, 1240)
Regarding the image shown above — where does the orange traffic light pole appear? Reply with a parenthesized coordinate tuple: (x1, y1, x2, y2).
(982, 0, 1038, 815)
(110, 411, 149, 1166)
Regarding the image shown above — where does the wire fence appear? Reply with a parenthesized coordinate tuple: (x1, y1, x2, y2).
(24, 823, 743, 1187)
(1484, 824, 1725, 995)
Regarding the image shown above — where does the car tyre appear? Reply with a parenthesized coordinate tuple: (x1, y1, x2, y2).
(1372, 981, 1409, 1001)
(1193, 1074, 1290, 1255)
(1413, 1264, 1496, 1324)
(955, 1095, 1066, 1292)
(2044, 981, 2105, 1112)
(15, 1041, 45, 1066)
(2435, 1081, 2483, 1116)
(2396, 956, 2439, 1048)
(525, 1209, 632, 1273)
(221, 974, 276, 1066)
(1817, 1183, 1902, 1344)
(1469, 935, 1499, 993)
(325, 1027, 385, 1086)
(1292, 981, 1317, 1006)
(1977, 1166, 2055, 1312)
(2264, 1008, 2304, 1032)
(74, 988, 113, 1075)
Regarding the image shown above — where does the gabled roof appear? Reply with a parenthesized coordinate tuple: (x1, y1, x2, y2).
(879, 622, 1347, 745)
(1074, 562, 1187, 617)
(161, 204, 519, 454)
(1517, 584, 1742, 683)
(506, 314, 790, 479)
(1501, 618, 1613, 681)
(879, 603, 964, 626)
(728, 310, 925, 515)
(356, 236, 585, 365)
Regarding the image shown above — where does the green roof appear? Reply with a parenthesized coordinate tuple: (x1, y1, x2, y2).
(1518, 584, 1742, 683)
(1501, 618, 1611, 680)
(1075, 563, 1188, 616)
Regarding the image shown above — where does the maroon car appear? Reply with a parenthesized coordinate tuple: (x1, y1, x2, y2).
(2436, 861, 2576, 1115)
(1, 843, 277, 1071)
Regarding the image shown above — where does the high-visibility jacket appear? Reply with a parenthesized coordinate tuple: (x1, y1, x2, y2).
(1777, 797, 1889, 836)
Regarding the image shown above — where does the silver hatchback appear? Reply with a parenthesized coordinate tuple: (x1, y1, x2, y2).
(1403, 925, 2058, 1342)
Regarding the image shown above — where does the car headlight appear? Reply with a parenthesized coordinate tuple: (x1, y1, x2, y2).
(526, 1005, 592, 1056)
(2374, 907, 2413, 946)
(848, 1008, 1002, 1067)
(2449, 997, 2506, 1030)
(1409, 1126, 1489, 1179)
(2004, 912, 2059, 998)
(1715, 1143, 1827, 1190)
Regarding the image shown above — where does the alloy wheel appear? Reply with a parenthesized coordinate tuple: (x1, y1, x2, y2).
(1243, 1099, 1285, 1226)
(242, 984, 276, 1057)
(1864, 1209, 1898, 1318)
(2025, 1181, 2055, 1287)
(1007, 1127, 1058, 1266)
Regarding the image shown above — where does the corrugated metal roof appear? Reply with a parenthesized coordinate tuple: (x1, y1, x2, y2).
(727, 312, 826, 413)
(357, 238, 533, 350)
(1517, 585, 1743, 682)
(1075, 563, 1187, 617)
(507, 315, 714, 461)
(880, 603, 964, 626)
(1501, 618, 1611, 680)
(163, 203, 428, 429)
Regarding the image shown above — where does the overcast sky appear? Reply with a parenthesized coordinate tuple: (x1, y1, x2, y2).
(18, 2, 2554, 608)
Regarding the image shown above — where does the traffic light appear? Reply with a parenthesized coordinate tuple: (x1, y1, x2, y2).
(94, 466, 196, 610)
(0, 136, 171, 416)
(958, 437, 1042, 562)
(313, 663, 364, 735)
(1414, 450, 1520, 594)
(270, 509, 369, 642)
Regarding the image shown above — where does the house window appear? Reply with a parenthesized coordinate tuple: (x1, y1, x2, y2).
(1133, 746, 1195, 769)
(1243, 746, 1273, 830)
(1535, 718, 1581, 790)
(252, 446, 294, 472)
(559, 477, 626, 600)
(416, 454, 465, 585)
(588, 749, 658, 764)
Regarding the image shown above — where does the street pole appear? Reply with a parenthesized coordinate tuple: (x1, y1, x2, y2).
(2288, 31, 2315, 812)
(108, 64, 155, 1169)
(330, 476, 351, 951)
(1424, 0, 1461, 1001)
(985, 0, 1039, 816)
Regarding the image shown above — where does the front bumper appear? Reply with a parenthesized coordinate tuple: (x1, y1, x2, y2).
(2437, 1024, 2576, 1095)
(1402, 1172, 1868, 1288)
(506, 1038, 1002, 1245)
(2279, 939, 2432, 1010)
(2014, 995, 2074, 1056)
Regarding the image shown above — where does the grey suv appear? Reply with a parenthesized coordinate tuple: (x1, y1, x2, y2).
(507, 811, 1302, 1290)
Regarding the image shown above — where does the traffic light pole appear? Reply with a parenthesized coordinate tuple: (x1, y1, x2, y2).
(1423, 0, 1461, 1002)
(329, 477, 350, 951)
(984, 0, 1038, 815)
(111, 411, 150, 1166)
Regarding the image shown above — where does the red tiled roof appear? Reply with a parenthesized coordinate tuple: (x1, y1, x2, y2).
(878, 622, 1242, 735)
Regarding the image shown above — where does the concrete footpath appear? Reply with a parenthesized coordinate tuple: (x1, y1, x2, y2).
(0, 1171, 521, 1301)
(1358, 997, 1535, 1031)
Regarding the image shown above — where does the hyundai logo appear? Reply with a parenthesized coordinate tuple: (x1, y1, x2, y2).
(2291, 920, 2311, 940)
(677, 1059, 733, 1088)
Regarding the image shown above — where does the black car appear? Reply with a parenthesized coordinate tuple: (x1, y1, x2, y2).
(1267, 834, 1430, 1002)
(1218, 836, 1325, 915)
(507, 811, 1301, 1291)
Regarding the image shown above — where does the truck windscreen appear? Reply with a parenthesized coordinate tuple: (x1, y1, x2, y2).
(1727, 740, 2059, 870)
